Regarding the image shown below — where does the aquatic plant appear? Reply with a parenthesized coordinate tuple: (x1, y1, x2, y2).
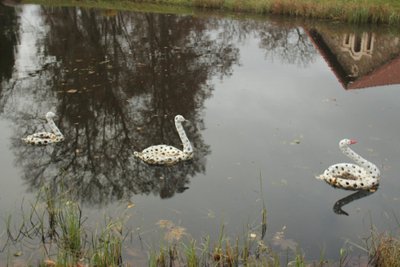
(368, 231, 400, 266)
(3, 184, 400, 266)
(3, 186, 127, 266)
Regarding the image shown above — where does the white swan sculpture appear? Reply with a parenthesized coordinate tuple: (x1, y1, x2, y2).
(22, 111, 64, 145)
(316, 139, 380, 192)
(134, 115, 193, 166)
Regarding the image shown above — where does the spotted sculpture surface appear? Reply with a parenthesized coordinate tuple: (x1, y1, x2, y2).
(316, 139, 380, 192)
(22, 111, 64, 145)
(134, 115, 193, 166)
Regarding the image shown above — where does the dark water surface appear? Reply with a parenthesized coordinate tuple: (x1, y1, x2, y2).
(1, 3, 400, 264)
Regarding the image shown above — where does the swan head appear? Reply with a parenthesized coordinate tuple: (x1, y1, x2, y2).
(174, 115, 187, 123)
(45, 111, 56, 119)
(339, 139, 357, 147)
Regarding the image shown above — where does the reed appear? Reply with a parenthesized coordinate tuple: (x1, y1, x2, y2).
(4, 185, 400, 266)
(3, 186, 128, 266)
(23, 0, 400, 25)
(183, 240, 199, 267)
(90, 221, 123, 266)
(56, 200, 83, 265)
(368, 232, 400, 267)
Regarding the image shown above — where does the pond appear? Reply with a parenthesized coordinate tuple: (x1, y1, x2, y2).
(1, 2, 400, 265)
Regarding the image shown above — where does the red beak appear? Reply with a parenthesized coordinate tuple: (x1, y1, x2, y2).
(349, 139, 357, 145)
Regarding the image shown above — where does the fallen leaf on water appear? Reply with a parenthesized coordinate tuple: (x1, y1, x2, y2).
(66, 89, 78, 94)
(249, 233, 257, 239)
(14, 251, 22, 257)
(290, 139, 301, 145)
(322, 97, 336, 102)
(157, 219, 174, 229)
(207, 209, 215, 218)
(164, 226, 186, 242)
(156, 220, 186, 241)
(127, 202, 135, 209)
(272, 226, 297, 252)
(43, 259, 56, 267)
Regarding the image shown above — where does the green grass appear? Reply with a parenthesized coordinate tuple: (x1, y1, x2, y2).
(3, 186, 400, 266)
(23, 0, 400, 24)
(3, 186, 126, 266)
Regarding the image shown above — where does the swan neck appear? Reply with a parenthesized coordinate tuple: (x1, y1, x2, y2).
(47, 117, 64, 137)
(340, 144, 376, 170)
(175, 120, 192, 154)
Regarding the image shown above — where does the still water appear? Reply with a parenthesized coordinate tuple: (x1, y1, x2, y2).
(1, 2, 400, 264)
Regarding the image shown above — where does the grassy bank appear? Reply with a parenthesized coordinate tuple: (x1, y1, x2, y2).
(23, 0, 400, 24)
(2, 186, 400, 266)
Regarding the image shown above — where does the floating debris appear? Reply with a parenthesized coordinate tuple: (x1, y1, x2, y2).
(207, 209, 215, 218)
(156, 220, 186, 242)
(272, 226, 297, 251)
(157, 219, 174, 229)
(43, 259, 56, 267)
(290, 139, 301, 145)
(13, 251, 22, 257)
(164, 226, 186, 242)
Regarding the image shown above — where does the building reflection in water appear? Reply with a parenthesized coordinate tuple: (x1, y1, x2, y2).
(306, 25, 400, 90)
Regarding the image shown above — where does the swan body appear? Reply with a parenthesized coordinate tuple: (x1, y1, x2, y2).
(22, 112, 64, 145)
(316, 139, 380, 192)
(134, 115, 193, 166)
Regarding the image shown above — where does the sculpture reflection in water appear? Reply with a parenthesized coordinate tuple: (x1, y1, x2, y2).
(333, 190, 374, 216)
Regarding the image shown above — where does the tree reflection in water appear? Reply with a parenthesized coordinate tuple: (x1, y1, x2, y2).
(0, 7, 242, 205)
(0, 3, 19, 93)
(0, 6, 318, 206)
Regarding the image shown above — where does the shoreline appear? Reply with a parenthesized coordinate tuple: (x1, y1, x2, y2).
(22, 0, 400, 25)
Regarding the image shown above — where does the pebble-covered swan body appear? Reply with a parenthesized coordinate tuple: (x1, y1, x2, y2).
(22, 111, 64, 145)
(134, 115, 193, 166)
(316, 139, 380, 192)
